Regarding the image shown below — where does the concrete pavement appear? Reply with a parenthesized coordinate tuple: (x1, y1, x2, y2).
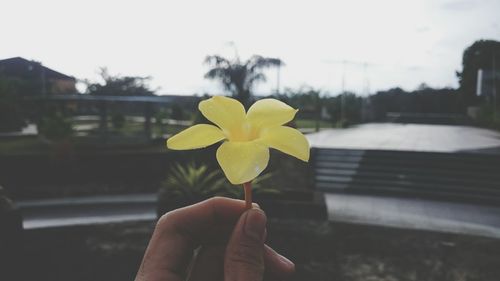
(18, 192, 500, 239)
(19, 193, 157, 229)
(307, 123, 500, 153)
(325, 193, 500, 239)
(17, 123, 500, 236)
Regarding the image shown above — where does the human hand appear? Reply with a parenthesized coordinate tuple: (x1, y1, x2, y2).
(135, 197, 295, 281)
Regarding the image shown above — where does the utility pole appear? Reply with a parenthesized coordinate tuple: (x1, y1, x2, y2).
(341, 60, 346, 121)
(322, 59, 375, 122)
(276, 60, 281, 95)
(40, 62, 47, 97)
(493, 52, 497, 121)
(363, 62, 370, 95)
(226, 41, 239, 61)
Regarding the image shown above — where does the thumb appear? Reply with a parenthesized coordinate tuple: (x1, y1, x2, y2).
(224, 208, 267, 281)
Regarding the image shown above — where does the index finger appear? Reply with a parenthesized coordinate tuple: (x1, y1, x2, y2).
(136, 197, 248, 281)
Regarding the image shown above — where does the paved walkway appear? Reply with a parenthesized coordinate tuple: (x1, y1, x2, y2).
(19, 194, 157, 229)
(325, 193, 500, 239)
(18, 193, 500, 239)
(15, 123, 500, 236)
(307, 123, 500, 153)
(0, 124, 37, 137)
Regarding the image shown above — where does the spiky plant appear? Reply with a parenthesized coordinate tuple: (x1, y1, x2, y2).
(159, 163, 228, 200)
(220, 172, 281, 198)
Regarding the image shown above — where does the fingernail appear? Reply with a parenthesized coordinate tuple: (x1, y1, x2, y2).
(243, 209, 267, 242)
(278, 254, 295, 268)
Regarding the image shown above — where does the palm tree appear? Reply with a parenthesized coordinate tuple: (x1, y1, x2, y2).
(204, 54, 283, 107)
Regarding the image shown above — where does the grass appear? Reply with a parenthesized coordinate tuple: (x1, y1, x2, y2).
(296, 119, 334, 130)
(0, 139, 169, 155)
(0, 137, 49, 154)
(76, 119, 189, 137)
(1, 117, 335, 155)
(0, 117, 190, 155)
(0, 134, 168, 155)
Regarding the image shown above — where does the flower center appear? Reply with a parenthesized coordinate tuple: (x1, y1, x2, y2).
(226, 121, 260, 142)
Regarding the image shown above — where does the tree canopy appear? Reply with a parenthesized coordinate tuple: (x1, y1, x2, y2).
(85, 68, 155, 96)
(204, 55, 282, 107)
(457, 39, 500, 105)
(369, 87, 462, 121)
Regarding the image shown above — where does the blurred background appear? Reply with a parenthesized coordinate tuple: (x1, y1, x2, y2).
(1, 0, 500, 280)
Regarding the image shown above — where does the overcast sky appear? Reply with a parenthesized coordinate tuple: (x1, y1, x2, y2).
(1, 0, 499, 96)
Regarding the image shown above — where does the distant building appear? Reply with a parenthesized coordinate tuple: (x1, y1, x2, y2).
(0, 57, 76, 95)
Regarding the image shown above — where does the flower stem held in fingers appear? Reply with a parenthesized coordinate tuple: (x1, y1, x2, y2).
(243, 182, 252, 209)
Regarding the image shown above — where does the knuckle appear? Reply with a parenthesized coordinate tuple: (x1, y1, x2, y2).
(155, 212, 170, 230)
(208, 196, 229, 206)
(155, 210, 177, 231)
(227, 240, 264, 269)
(207, 196, 224, 205)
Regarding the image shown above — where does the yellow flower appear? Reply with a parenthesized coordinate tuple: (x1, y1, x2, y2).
(166, 96, 310, 184)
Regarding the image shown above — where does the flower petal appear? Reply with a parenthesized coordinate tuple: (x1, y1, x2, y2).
(216, 141, 269, 185)
(247, 98, 298, 128)
(167, 124, 225, 150)
(198, 96, 246, 132)
(259, 126, 310, 162)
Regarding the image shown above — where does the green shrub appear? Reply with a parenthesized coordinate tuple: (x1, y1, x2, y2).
(0, 77, 26, 132)
(159, 163, 227, 201)
(38, 112, 73, 141)
(158, 163, 227, 215)
(0, 100, 25, 132)
(191, 110, 211, 125)
(155, 109, 168, 135)
(111, 113, 125, 130)
(476, 103, 500, 130)
(220, 172, 281, 198)
(158, 163, 281, 204)
(336, 118, 351, 128)
(171, 104, 185, 120)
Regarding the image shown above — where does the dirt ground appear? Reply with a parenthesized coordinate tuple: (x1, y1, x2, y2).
(18, 219, 500, 281)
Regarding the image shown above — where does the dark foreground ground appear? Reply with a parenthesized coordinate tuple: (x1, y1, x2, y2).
(16, 219, 500, 281)
(9, 220, 500, 281)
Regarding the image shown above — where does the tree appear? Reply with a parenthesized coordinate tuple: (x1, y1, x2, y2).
(204, 55, 282, 107)
(277, 87, 322, 126)
(457, 40, 500, 106)
(84, 68, 157, 128)
(369, 86, 462, 121)
(85, 68, 155, 96)
(325, 92, 363, 126)
(281, 87, 321, 110)
(0, 77, 28, 132)
(37, 111, 73, 141)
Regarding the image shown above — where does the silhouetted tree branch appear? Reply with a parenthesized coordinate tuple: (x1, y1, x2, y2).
(85, 68, 155, 96)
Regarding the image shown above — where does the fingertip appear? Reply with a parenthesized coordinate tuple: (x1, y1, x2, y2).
(277, 253, 295, 274)
(243, 208, 267, 242)
(264, 245, 296, 277)
(224, 207, 267, 280)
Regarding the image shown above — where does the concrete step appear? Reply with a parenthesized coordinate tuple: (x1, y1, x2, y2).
(17, 193, 157, 229)
(313, 148, 500, 204)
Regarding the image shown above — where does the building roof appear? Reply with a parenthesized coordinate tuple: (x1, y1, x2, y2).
(0, 57, 75, 81)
